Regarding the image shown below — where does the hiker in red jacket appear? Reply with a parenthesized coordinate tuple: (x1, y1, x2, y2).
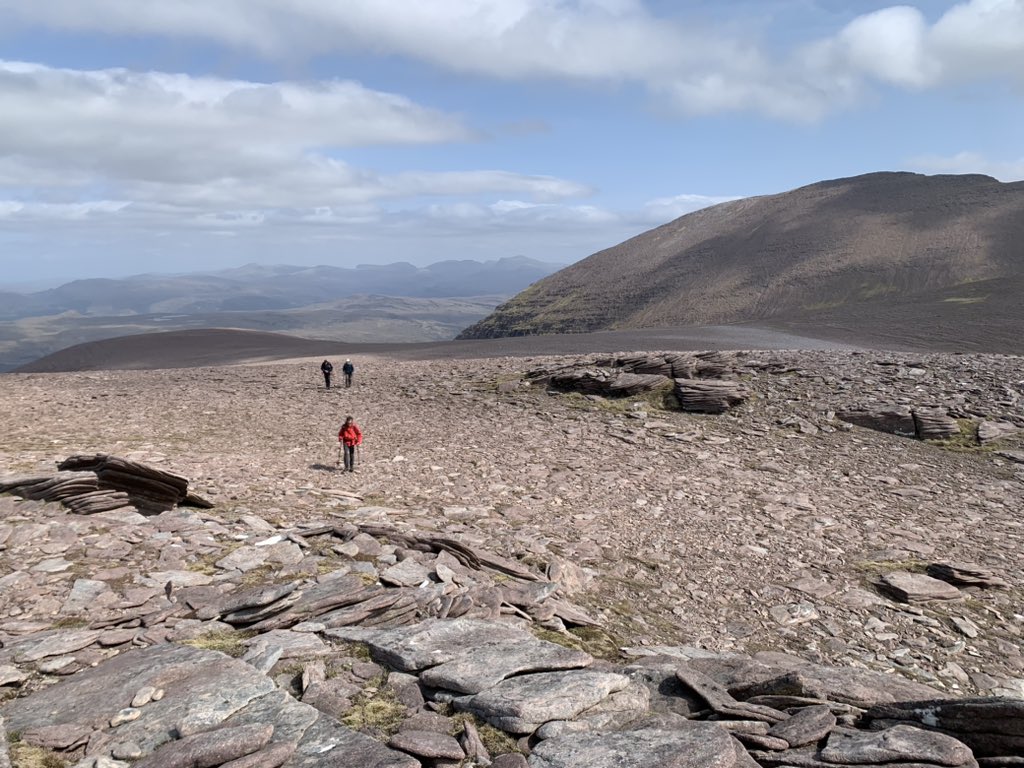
(338, 416, 363, 473)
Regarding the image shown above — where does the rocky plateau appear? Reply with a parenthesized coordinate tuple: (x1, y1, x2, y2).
(1, 347, 1022, 767)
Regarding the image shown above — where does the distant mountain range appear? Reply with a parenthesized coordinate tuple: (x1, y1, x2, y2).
(459, 173, 1024, 353)
(0, 257, 563, 371)
(0, 257, 563, 319)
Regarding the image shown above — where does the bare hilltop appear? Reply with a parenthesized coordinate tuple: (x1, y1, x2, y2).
(459, 172, 1024, 353)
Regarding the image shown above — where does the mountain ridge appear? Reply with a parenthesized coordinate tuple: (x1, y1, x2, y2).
(1, 256, 564, 319)
(458, 172, 1024, 345)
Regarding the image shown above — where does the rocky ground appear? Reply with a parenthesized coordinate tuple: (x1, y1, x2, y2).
(1, 348, 1022, 767)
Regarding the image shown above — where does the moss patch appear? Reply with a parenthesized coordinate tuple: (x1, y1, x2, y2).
(180, 629, 253, 657)
(854, 559, 929, 577)
(341, 682, 405, 738)
(533, 625, 622, 662)
(451, 714, 521, 756)
(9, 743, 67, 768)
(925, 419, 986, 452)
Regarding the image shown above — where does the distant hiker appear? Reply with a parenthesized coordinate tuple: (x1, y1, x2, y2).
(338, 416, 363, 472)
(342, 358, 355, 388)
(320, 359, 333, 389)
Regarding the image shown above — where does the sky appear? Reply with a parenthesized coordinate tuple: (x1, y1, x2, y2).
(1, 0, 1022, 286)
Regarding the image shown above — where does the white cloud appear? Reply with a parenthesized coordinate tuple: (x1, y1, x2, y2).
(0, 60, 591, 214)
(2, 1, 1023, 120)
(906, 150, 1024, 181)
(640, 193, 740, 223)
(831, 6, 938, 88)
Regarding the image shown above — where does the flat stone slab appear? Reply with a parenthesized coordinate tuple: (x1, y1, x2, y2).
(528, 723, 738, 768)
(865, 697, 1024, 759)
(379, 559, 430, 588)
(820, 725, 975, 767)
(134, 723, 273, 768)
(716, 655, 945, 709)
(455, 669, 630, 734)
(327, 618, 591, 687)
(2, 644, 418, 768)
(388, 730, 465, 760)
(877, 572, 962, 603)
(767, 704, 836, 747)
(6, 629, 104, 663)
(418, 636, 592, 694)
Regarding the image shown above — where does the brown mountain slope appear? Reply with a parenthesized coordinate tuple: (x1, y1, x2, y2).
(458, 172, 1024, 346)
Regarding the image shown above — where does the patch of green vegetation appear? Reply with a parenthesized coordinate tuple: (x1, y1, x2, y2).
(274, 661, 306, 678)
(186, 558, 218, 576)
(450, 714, 521, 756)
(9, 743, 67, 768)
(556, 381, 676, 415)
(341, 678, 405, 738)
(533, 625, 622, 662)
(333, 641, 373, 663)
(739, 640, 781, 655)
(943, 296, 987, 305)
(926, 419, 987, 453)
(180, 628, 254, 657)
(51, 617, 90, 629)
(238, 564, 281, 587)
(854, 559, 928, 576)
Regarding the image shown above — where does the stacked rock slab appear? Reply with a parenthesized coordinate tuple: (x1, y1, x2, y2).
(836, 406, 963, 441)
(528, 350, 749, 412)
(673, 379, 749, 414)
(0, 453, 211, 516)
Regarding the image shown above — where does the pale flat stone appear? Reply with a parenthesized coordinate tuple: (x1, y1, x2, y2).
(455, 670, 630, 734)
(529, 723, 738, 768)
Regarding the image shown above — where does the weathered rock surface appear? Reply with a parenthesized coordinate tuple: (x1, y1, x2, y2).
(865, 698, 1024, 758)
(674, 379, 749, 414)
(2, 349, 1024, 766)
(926, 563, 1010, 589)
(876, 572, 964, 603)
(528, 723, 738, 768)
(0, 453, 211, 516)
(329, 618, 592, 693)
(819, 724, 976, 767)
(455, 669, 631, 733)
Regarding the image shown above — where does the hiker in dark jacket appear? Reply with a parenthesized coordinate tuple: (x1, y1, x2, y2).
(338, 416, 363, 472)
(320, 359, 333, 389)
(342, 359, 355, 388)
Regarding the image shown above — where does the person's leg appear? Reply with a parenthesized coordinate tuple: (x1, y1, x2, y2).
(344, 445, 354, 471)
(324, 372, 331, 388)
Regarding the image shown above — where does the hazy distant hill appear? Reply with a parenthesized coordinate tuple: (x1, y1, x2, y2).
(459, 173, 1024, 351)
(0, 257, 563, 371)
(2, 256, 562, 319)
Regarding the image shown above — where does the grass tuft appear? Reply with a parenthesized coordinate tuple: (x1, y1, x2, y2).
(533, 625, 622, 662)
(9, 743, 67, 768)
(854, 559, 929, 576)
(450, 713, 521, 756)
(180, 629, 254, 657)
(927, 419, 987, 452)
(341, 679, 406, 738)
